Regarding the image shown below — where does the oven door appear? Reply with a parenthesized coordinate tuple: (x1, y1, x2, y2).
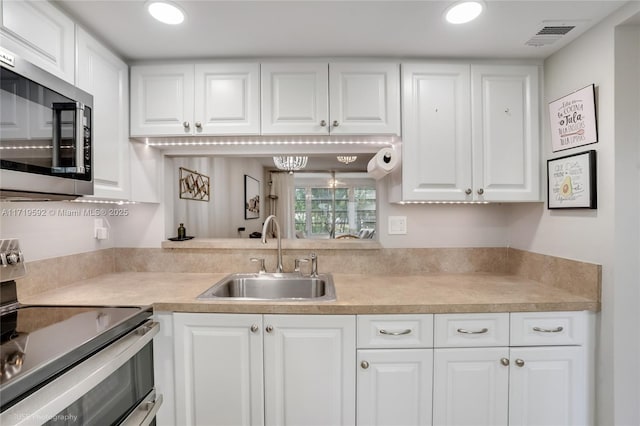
(0, 320, 161, 426)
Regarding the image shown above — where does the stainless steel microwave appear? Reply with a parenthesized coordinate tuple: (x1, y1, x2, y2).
(0, 48, 93, 200)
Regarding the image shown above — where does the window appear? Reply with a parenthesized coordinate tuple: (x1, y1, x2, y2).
(294, 172, 376, 239)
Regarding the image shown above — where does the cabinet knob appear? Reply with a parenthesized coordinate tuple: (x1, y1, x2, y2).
(320, 120, 327, 127)
(500, 357, 510, 366)
(465, 188, 472, 195)
(360, 361, 369, 369)
(183, 121, 190, 129)
(250, 324, 259, 333)
(265, 325, 274, 333)
(195, 121, 202, 129)
(477, 188, 484, 195)
(332, 120, 340, 127)
(515, 359, 525, 367)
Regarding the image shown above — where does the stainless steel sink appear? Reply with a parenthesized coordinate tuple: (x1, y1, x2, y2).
(197, 273, 336, 301)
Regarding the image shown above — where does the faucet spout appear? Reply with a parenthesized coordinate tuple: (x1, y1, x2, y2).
(261, 215, 283, 273)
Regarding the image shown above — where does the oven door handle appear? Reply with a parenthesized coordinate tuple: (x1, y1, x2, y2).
(0, 320, 159, 426)
(120, 389, 163, 426)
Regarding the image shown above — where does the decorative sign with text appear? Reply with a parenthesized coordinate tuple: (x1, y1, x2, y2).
(547, 150, 597, 209)
(548, 84, 598, 152)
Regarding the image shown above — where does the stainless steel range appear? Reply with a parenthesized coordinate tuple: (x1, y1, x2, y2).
(0, 240, 162, 425)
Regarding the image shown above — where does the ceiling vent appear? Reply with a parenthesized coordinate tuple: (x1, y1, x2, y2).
(525, 20, 588, 47)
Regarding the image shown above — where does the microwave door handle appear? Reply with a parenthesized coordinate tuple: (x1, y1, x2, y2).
(120, 390, 163, 426)
(75, 103, 85, 174)
(52, 106, 61, 169)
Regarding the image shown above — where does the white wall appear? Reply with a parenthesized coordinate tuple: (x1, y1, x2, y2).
(507, 4, 640, 424)
(0, 201, 116, 261)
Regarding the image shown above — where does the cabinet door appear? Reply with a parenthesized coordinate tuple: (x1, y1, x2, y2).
(329, 62, 400, 135)
(130, 64, 194, 136)
(471, 65, 540, 202)
(509, 346, 588, 426)
(1, 0, 75, 83)
(261, 63, 329, 135)
(433, 348, 509, 426)
(194, 63, 260, 135)
(401, 63, 472, 201)
(76, 27, 130, 200)
(263, 315, 356, 426)
(357, 349, 433, 426)
(174, 313, 264, 426)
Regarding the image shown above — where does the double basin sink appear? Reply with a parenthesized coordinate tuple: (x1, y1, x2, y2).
(197, 272, 336, 302)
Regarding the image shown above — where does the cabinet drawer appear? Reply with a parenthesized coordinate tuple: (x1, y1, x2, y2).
(510, 311, 587, 346)
(357, 315, 433, 348)
(434, 313, 509, 347)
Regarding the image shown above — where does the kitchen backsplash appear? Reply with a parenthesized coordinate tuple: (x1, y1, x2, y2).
(16, 247, 600, 302)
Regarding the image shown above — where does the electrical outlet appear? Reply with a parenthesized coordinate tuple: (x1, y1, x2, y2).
(388, 216, 407, 235)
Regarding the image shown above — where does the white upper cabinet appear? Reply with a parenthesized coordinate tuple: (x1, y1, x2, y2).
(194, 63, 260, 135)
(261, 62, 400, 135)
(471, 65, 540, 202)
(260, 62, 329, 135)
(0, 0, 75, 83)
(130, 64, 195, 136)
(76, 27, 130, 200)
(130, 62, 260, 136)
(395, 62, 540, 203)
(399, 63, 472, 201)
(329, 62, 400, 135)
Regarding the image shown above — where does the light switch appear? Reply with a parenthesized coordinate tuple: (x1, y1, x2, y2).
(388, 216, 407, 235)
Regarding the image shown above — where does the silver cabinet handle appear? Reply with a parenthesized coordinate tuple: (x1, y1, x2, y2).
(500, 358, 510, 366)
(515, 359, 525, 367)
(265, 325, 274, 333)
(332, 120, 340, 127)
(250, 324, 259, 333)
(195, 121, 202, 129)
(533, 326, 564, 333)
(379, 329, 412, 336)
(320, 120, 327, 127)
(457, 328, 489, 334)
(465, 188, 472, 195)
(183, 121, 190, 129)
(361, 361, 369, 369)
(477, 188, 484, 195)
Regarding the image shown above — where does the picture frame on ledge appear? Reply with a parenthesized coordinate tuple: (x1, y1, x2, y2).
(244, 175, 260, 219)
(547, 150, 597, 209)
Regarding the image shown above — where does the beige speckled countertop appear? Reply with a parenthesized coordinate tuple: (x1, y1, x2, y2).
(19, 272, 599, 314)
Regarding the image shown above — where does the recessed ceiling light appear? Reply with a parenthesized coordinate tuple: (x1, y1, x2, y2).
(147, 1, 185, 25)
(444, 1, 485, 25)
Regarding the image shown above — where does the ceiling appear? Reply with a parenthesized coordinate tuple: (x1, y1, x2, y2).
(54, 0, 629, 62)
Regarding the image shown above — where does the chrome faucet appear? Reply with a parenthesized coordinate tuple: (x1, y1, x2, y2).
(309, 252, 318, 277)
(261, 215, 283, 273)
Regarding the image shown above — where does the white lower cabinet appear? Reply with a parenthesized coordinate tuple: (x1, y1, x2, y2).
(432, 311, 593, 426)
(173, 313, 355, 426)
(357, 349, 433, 426)
(356, 314, 434, 426)
(164, 311, 592, 426)
(433, 347, 510, 426)
(508, 346, 587, 426)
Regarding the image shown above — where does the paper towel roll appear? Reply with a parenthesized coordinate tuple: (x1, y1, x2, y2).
(367, 147, 399, 180)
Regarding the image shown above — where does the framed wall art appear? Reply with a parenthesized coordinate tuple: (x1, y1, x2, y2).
(547, 150, 597, 209)
(179, 167, 210, 201)
(244, 175, 260, 219)
(548, 84, 598, 152)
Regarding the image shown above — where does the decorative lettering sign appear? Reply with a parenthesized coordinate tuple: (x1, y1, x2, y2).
(548, 84, 598, 152)
(547, 150, 597, 209)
